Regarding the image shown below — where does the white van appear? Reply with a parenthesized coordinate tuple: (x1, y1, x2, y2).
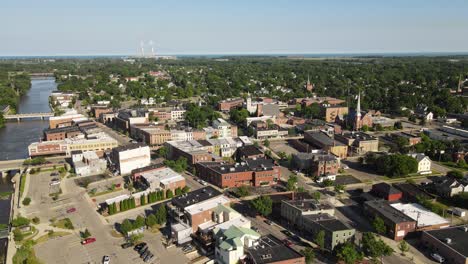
(431, 253, 445, 263)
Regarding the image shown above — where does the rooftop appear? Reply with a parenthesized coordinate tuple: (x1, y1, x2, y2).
(238, 145, 263, 157)
(198, 158, 277, 174)
(391, 203, 450, 228)
(112, 142, 148, 153)
(372, 182, 402, 195)
(140, 167, 185, 187)
(185, 195, 231, 215)
(247, 235, 304, 264)
(424, 225, 468, 258)
(364, 200, 415, 224)
(305, 131, 345, 147)
(340, 131, 377, 141)
(303, 214, 353, 232)
(171, 186, 222, 209)
(283, 199, 333, 212)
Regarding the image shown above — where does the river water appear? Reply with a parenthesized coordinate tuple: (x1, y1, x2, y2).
(0, 78, 55, 262)
(0, 78, 56, 160)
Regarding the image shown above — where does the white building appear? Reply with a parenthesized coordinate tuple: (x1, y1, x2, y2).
(390, 203, 450, 229)
(138, 167, 186, 192)
(408, 153, 432, 174)
(140, 98, 155, 105)
(171, 110, 186, 121)
(111, 143, 151, 175)
(214, 225, 260, 264)
(171, 130, 194, 141)
(212, 118, 234, 138)
(71, 151, 107, 176)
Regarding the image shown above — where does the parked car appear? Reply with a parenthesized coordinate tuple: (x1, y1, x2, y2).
(66, 207, 76, 213)
(121, 242, 133, 249)
(50, 172, 59, 177)
(182, 244, 193, 252)
(134, 242, 146, 251)
(283, 239, 293, 246)
(252, 226, 259, 232)
(430, 253, 445, 263)
(144, 253, 154, 263)
(50, 178, 60, 186)
(102, 255, 110, 264)
(282, 230, 293, 237)
(139, 245, 148, 255)
(81, 238, 96, 245)
(141, 250, 150, 259)
(265, 220, 273, 225)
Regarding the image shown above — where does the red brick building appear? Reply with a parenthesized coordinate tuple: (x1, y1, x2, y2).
(195, 158, 280, 188)
(218, 98, 244, 112)
(43, 126, 82, 141)
(371, 183, 403, 201)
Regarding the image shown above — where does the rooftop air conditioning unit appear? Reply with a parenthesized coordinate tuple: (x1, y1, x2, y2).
(444, 238, 452, 244)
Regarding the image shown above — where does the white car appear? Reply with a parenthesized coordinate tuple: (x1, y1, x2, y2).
(49, 179, 60, 186)
(102, 255, 110, 264)
(430, 253, 444, 263)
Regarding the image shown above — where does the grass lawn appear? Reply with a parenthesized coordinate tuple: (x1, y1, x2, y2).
(19, 174, 27, 198)
(51, 218, 74, 230)
(35, 231, 72, 244)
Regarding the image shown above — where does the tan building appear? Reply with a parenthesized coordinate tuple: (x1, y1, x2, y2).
(335, 132, 379, 155)
(322, 106, 349, 122)
(304, 131, 348, 159)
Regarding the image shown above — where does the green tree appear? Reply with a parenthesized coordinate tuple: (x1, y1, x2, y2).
(155, 205, 167, 225)
(140, 194, 146, 206)
(22, 197, 31, 206)
(447, 170, 464, 179)
(335, 242, 363, 264)
(251, 195, 273, 217)
(263, 138, 270, 148)
(0, 113, 5, 128)
(312, 191, 321, 201)
(146, 214, 157, 227)
(120, 219, 133, 235)
(398, 240, 410, 256)
(300, 247, 315, 264)
(361, 232, 394, 262)
(314, 230, 326, 251)
(81, 229, 91, 239)
(182, 186, 190, 194)
(166, 189, 174, 198)
(372, 216, 387, 235)
(175, 187, 182, 196)
(13, 229, 24, 242)
(236, 186, 250, 197)
(286, 175, 298, 191)
(134, 215, 146, 229)
(11, 216, 30, 227)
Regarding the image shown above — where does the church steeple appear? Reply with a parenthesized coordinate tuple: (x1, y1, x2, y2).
(354, 90, 362, 130)
(306, 74, 313, 91)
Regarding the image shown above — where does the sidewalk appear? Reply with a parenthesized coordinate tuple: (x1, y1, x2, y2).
(379, 235, 435, 264)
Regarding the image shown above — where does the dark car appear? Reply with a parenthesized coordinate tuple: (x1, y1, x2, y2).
(134, 242, 146, 251)
(182, 244, 193, 252)
(282, 230, 293, 237)
(141, 250, 150, 259)
(144, 253, 154, 262)
(139, 246, 148, 256)
(283, 239, 293, 246)
(265, 220, 273, 225)
(121, 242, 133, 249)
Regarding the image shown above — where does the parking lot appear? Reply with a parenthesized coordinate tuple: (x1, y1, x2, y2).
(269, 140, 299, 156)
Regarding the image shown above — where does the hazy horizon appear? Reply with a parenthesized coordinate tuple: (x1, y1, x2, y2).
(2, 0, 468, 56)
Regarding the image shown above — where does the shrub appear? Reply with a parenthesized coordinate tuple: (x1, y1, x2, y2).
(22, 197, 31, 206)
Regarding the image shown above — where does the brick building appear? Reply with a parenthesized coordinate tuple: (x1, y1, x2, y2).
(304, 131, 348, 159)
(420, 225, 468, 264)
(335, 132, 379, 155)
(371, 183, 403, 201)
(363, 200, 416, 241)
(218, 98, 244, 112)
(291, 152, 340, 177)
(43, 126, 83, 141)
(195, 158, 280, 188)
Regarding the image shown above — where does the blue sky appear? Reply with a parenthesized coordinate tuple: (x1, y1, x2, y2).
(1, 0, 468, 56)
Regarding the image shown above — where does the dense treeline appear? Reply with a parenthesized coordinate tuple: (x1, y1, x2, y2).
(0, 56, 467, 116)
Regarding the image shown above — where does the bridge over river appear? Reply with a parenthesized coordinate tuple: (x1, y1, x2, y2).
(4, 112, 54, 121)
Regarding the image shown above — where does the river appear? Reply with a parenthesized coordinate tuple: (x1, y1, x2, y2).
(0, 77, 56, 262)
(0, 78, 56, 160)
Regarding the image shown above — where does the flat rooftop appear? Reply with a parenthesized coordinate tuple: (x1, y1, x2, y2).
(247, 235, 304, 264)
(341, 131, 377, 141)
(424, 225, 468, 258)
(364, 200, 415, 224)
(171, 186, 222, 209)
(112, 142, 148, 152)
(184, 195, 231, 215)
(284, 199, 333, 212)
(140, 167, 185, 186)
(391, 203, 450, 228)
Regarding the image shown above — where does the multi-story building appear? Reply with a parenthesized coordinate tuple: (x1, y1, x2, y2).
(301, 213, 355, 250)
(71, 150, 107, 176)
(407, 153, 432, 174)
(133, 165, 186, 193)
(322, 106, 348, 122)
(363, 200, 416, 240)
(114, 109, 148, 133)
(110, 143, 151, 175)
(218, 98, 244, 112)
(304, 131, 348, 159)
(291, 152, 340, 177)
(50, 91, 77, 107)
(393, 132, 422, 146)
(168, 187, 231, 244)
(281, 199, 335, 227)
(171, 109, 186, 121)
(215, 226, 260, 264)
(390, 203, 450, 231)
(28, 135, 118, 157)
(236, 145, 264, 161)
(420, 225, 468, 264)
(49, 113, 86, 129)
(245, 235, 306, 264)
(371, 183, 403, 201)
(43, 126, 83, 141)
(196, 158, 280, 188)
(212, 118, 238, 138)
(165, 138, 239, 165)
(91, 105, 113, 119)
(335, 132, 379, 155)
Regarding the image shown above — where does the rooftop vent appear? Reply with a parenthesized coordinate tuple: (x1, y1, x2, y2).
(444, 238, 452, 244)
